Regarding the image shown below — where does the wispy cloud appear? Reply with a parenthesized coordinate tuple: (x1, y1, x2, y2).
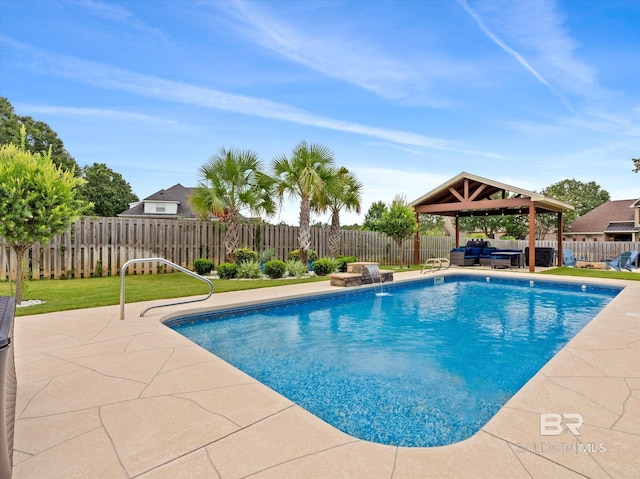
(14, 103, 179, 125)
(74, 0, 173, 45)
(458, 0, 575, 114)
(3, 38, 505, 159)
(205, 0, 462, 107)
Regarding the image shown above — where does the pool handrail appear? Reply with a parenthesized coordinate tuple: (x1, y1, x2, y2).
(119, 258, 213, 320)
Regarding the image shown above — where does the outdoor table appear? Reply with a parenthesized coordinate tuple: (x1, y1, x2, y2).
(490, 251, 524, 269)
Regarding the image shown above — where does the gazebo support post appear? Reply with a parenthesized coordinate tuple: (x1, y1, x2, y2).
(414, 212, 420, 265)
(557, 212, 563, 267)
(528, 205, 536, 273)
(455, 216, 460, 248)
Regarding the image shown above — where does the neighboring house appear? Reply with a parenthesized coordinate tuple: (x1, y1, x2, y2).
(565, 199, 640, 242)
(118, 183, 214, 220)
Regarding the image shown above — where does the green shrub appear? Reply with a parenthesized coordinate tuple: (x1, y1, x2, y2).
(286, 259, 308, 278)
(217, 262, 238, 279)
(237, 260, 262, 279)
(313, 257, 336, 276)
(336, 255, 357, 272)
(235, 247, 259, 264)
(193, 258, 214, 275)
(288, 249, 318, 262)
(263, 259, 286, 279)
(259, 248, 277, 263)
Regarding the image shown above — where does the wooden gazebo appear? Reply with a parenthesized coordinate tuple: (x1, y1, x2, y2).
(409, 172, 574, 272)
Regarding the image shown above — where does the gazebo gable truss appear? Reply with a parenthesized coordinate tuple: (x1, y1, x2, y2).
(409, 172, 574, 272)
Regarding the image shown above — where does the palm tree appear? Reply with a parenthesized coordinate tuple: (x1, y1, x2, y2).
(325, 167, 362, 258)
(271, 141, 338, 263)
(190, 148, 276, 262)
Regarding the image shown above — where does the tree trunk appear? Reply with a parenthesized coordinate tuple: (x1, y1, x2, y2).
(329, 209, 340, 258)
(14, 247, 25, 304)
(225, 213, 239, 263)
(298, 200, 311, 264)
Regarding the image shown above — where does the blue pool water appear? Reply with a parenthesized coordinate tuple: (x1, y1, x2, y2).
(168, 275, 620, 447)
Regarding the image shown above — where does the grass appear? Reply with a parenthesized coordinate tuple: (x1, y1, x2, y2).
(539, 266, 640, 281)
(0, 273, 328, 316)
(3, 264, 636, 316)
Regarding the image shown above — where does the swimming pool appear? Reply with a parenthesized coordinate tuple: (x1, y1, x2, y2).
(167, 275, 621, 447)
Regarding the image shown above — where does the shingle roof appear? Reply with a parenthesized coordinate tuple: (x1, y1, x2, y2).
(118, 184, 201, 218)
(567, 199, 638, 234)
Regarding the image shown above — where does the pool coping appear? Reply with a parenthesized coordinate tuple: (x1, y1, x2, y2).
(12, 268, 640, 478)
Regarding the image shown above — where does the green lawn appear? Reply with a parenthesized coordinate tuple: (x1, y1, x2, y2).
(539, 266, 640, 281)
(0, 273, 328, 316)
(3, 264, 636, 316)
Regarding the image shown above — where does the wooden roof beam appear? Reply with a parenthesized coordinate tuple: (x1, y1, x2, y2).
(468, 183, 487, 202)
(414, 197, 534, 214)
(448, 186, 465, 202)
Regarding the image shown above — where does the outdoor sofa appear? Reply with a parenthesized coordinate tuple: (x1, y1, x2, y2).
(450, 241, 523, 268)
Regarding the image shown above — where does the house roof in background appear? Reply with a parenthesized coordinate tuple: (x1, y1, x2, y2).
(604, 222, 639, 233)
(144, 189, 181, 202)
(567, 199, 638, 234)
(118, 183, 200, 218)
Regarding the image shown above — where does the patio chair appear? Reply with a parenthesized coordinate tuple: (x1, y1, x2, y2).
(605, 251, 632, 272)
(562, 249, 577, 267)
(629, 251, 639, 269)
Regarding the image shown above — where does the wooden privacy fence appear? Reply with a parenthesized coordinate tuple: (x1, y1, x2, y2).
(1, 217, 639, 279)
(0, 217, 414, 280)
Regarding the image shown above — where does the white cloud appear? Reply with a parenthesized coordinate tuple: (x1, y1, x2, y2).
(4, 38, 504, 159)
(458, 0, 575, 113)
(14, 104, 179, 125)
(206, 0, 466, 107)
(75, 0, 169, 40)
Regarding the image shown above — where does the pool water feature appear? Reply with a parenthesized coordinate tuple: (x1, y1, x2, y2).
(168, 275, 621, 447)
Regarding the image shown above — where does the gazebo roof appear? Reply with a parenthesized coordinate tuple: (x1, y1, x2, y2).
(409, 172, 574, 217)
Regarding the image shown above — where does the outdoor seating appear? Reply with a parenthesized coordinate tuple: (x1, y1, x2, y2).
(605, 251, 633, 272)
(450, 241, 523, 268)
(630, 251, 639, 269)
(562, 249, 577, 267)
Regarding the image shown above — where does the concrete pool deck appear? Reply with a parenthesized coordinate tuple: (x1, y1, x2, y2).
(11, 269, 640, 478)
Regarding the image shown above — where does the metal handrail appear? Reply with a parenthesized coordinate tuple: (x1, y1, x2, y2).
(119, 258, 213, 320)
(421, 257, 451, 274)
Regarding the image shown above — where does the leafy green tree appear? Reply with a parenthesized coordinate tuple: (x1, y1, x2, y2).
(459, 214, 505, 238)
(0, 97, 79, 173)
(80, 163, 138, 216)
(0, 129, 88, 303)
(272, 141, 340, 263)
(418, 214, 446, 236)
(190, 148, 276, 263)
(633, 158, 639, 173)
(325, 167, 362, 258)
(378, 195, 417, 267)
(0, 97, 21, 146)
(361, 201, 387, 232)
(501, 215, 529, 239)
(542, 179, 610, 227)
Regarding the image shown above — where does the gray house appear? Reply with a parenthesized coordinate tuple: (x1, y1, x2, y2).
(118, 184, 215, 220)
(565, 199, 640, 242)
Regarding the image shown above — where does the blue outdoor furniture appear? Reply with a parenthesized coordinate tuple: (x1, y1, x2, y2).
(605, 251, 632, 272)
(630, 251, 639, 269)
(562, 249, 577, 267)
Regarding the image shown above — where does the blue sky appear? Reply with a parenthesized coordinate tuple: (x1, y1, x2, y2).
(1, 0, 639, 225)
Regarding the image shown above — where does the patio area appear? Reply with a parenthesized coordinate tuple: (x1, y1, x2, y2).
(11, 269, 640, 478)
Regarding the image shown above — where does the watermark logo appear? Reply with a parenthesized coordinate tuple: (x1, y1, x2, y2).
(540, 413, 583, 436)
(515, 413, 606, 455)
